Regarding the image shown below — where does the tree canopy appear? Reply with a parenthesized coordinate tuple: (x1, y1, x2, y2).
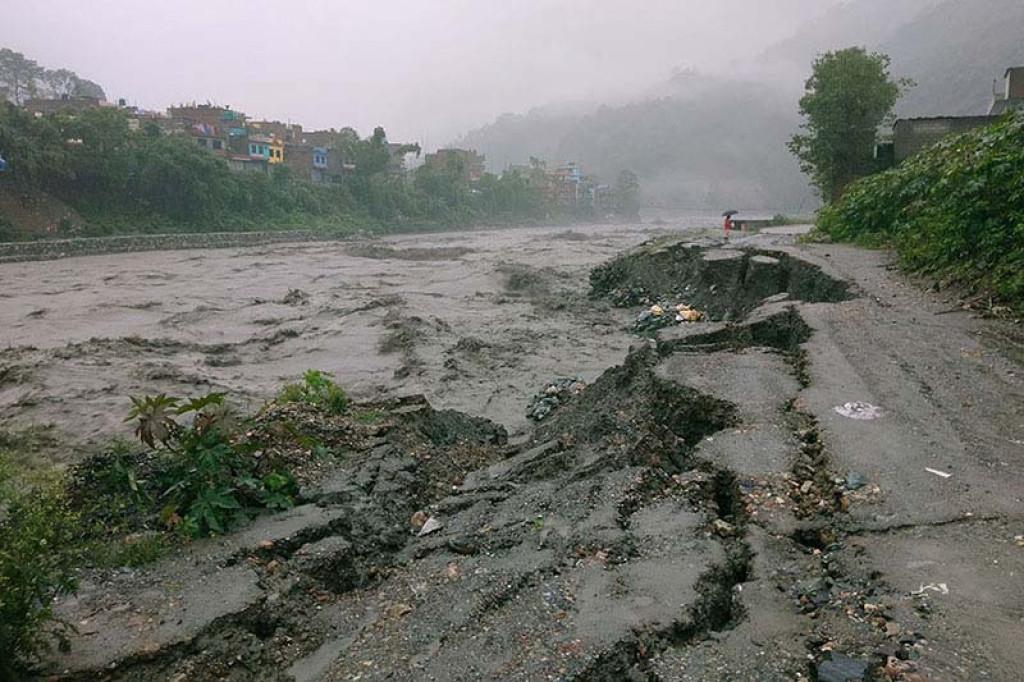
(0, 47, 107, 106)
(788, 47, 909, 203)
(0, 105, 561, 239)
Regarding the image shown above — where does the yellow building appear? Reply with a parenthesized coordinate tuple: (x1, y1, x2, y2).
(248, 134, 284, 164)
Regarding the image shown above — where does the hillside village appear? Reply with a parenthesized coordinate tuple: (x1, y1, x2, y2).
(18, 96, 620, 212)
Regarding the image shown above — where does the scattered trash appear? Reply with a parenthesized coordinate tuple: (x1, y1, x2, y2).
(447, 538, 478, 555)
(410, 510, 428, 532)
(816, 654, 871, 682)
(924, 467, 952, 479)
(527, 377, 586, 421)
(1014, 535, 1024, 548)
(417, 516, 443, 537)
(844, 471, 867, 490)
(712, 519, 737, 537)
(911, 582, 949, 596)
(632, 302, 706, 334)
(834, 401, 884, 420)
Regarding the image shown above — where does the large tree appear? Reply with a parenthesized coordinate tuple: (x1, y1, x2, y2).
(41, 68, 80, 98)
(788, 47, 909, 203)
(615, 169, 641, 217)
(0, 49, 42, 105)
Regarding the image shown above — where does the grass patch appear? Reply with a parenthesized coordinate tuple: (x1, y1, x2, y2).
(352, 409, 384, 424)
(277, 370, 349, 415)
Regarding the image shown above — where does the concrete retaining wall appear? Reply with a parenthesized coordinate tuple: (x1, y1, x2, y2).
(0, 230, 352, 264)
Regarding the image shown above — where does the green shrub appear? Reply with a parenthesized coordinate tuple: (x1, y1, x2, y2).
(124, 391, 297, 537)
(277, 370, 349, 415)
(0, 459, 80, 672)
(818, 111, 1024, 304)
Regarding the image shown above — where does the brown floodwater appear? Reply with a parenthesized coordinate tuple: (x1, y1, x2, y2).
(0, 221, 711, 459)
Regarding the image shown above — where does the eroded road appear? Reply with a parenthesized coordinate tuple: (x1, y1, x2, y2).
(3, 224, 1022, 680)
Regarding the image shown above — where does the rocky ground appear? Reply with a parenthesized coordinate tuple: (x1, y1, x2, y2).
(2, 222, 1022, 680)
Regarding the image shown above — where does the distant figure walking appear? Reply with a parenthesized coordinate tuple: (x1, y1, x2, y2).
(722, 209, 737, 241)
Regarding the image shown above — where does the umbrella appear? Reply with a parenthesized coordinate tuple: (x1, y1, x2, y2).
(722, 209, 738, 217)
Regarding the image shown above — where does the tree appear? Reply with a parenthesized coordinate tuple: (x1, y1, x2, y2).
(0, 49, 42, 105)
(614, 169, 641, 217)
(72, 78, 106, 101)
(788, 47, 910, 203)
(41, 68, 80, 98)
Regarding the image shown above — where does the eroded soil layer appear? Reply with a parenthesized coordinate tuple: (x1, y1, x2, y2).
(590, 240, 853, 320)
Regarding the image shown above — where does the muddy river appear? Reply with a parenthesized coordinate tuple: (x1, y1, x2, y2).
(0, 220, 713, 459)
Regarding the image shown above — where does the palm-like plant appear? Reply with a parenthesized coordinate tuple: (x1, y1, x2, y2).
(126, 394, 180, 447)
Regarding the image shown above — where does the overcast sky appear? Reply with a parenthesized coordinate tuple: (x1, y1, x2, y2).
(3, 0, 841, 146)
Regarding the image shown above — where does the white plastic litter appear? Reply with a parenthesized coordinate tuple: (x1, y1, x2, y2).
(417, 517, 443, 537)
(911, 583, 949, 596)
(834, 402, 884, 420)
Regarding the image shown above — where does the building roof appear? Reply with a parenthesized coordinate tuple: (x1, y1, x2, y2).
(895, 115, 997, 123)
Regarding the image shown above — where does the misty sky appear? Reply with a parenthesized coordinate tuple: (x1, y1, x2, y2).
(3, 0, 841, 146)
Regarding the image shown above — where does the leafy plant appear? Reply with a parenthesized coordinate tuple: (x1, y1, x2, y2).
(277, 370, 349, 415)
(818, 111, 1024, 305)
(0, 458, 80, 672)
(124, 391, 297, 537)
(126, 393, 179, 447)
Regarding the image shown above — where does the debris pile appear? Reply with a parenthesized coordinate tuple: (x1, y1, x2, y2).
(526, 377, 587, 421)
(632, 302, 706, 334)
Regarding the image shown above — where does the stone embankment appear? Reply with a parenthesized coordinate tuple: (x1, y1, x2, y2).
(0, 230, 351, 263)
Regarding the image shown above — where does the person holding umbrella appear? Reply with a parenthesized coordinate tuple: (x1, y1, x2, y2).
(722, 209, 738, 241)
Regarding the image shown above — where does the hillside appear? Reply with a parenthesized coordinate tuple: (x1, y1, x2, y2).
(882, 0, 1024, 116)
(758, 0, 938, 80)
(0, 182, 83, 241)
(457, 77, 813, 211)
(456, 0, 1023, 210)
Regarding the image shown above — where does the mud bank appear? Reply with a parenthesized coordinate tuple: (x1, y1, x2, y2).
(590, 239, 853, 321)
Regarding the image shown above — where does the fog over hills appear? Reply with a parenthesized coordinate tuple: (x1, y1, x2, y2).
(456, 0, 1022, 210)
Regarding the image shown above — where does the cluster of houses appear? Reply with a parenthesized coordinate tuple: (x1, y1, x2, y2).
(505, 160, 617, 211)
(146, 103, 413, 183)
(17, 96, 611, 209)
(880, 66, 1024, 166)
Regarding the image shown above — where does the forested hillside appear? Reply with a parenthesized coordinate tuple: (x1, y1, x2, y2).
(882, 0, 1024, 116)
(457, 0, 1024, 210)
(458, 77, 812, 211)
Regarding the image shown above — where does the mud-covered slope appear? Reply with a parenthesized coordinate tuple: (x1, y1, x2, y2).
(590, 241, 852, 321)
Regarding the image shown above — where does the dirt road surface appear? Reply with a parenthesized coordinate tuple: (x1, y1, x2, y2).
(1, 223, 1022, 680)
